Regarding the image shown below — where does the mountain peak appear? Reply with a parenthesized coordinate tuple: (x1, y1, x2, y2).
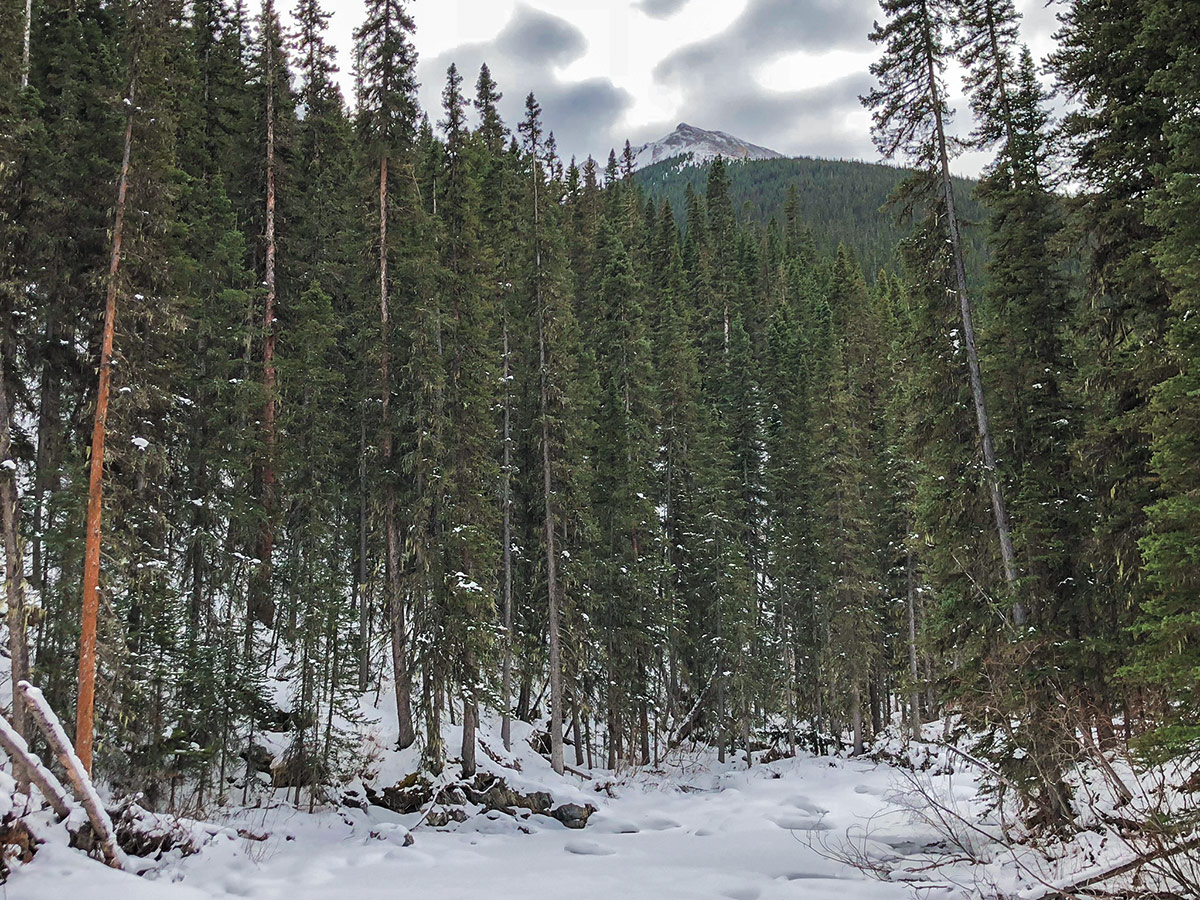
(631, 123, 785, 171)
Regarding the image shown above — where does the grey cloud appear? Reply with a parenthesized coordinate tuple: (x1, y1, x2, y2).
(496, 4, 586, 65)
(635, 0, 692, 18)
(652, 0, 879, 161)
(418, 4, 632, 162)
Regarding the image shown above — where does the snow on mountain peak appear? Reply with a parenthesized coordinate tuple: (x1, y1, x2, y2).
(631, 123, 785, 171)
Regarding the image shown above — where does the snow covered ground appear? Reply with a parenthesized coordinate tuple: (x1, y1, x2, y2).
(10, 695, 1193, 900)
(12, 740, 954, 900)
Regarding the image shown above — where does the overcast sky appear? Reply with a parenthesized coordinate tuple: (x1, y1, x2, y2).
(290, 0, 1062, 177)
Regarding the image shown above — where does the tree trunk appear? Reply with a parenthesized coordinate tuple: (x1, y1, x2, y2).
(379, 154, 414, 749)
(76, 70, 135, 776)
(500, 320, 514, 751)
(253, 2, 278, 631)
(21, 0, 31, 91)
(0, 350, 29, 754)
(851, 684, 864, 756)
(906, 547, 921, 736)
(460, 694, 477, 779)
(533, 146, 564, 776)
(357, 407, 370, 693)
(925, 46, 1022, 622)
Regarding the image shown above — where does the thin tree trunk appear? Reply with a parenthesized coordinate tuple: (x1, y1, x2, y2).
(357, 406, 369, 692)
(500, 320, 514, 751)
(532, 146, 564, 776)
(0, 349, 29, 754)
(906, 547, 921, 736)
(254, 2, 278, 631)
(925, 44, 1023, 623)
(379, 154, 415, 750)
(21, 0, 31, 91)
(76, 70, 135, 776)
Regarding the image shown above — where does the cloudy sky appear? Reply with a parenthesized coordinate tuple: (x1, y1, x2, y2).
(293, 0, 1062, 176)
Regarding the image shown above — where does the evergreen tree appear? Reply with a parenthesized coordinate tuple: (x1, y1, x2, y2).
(353, 0, 419, 750)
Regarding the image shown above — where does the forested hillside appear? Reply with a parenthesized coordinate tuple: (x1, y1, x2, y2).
(635, 155, 988, 281)
(0, 0, 1198, 892)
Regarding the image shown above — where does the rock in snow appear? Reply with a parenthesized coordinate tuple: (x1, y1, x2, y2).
(630, 123, 785, 171)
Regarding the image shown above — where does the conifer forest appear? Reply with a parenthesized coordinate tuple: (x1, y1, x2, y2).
(0, 1, 1198, 897)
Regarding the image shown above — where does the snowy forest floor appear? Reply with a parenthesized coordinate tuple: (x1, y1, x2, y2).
(6, 701, 1196, 899)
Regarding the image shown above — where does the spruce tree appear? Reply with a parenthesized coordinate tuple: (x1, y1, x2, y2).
(353, 0, 419, 750)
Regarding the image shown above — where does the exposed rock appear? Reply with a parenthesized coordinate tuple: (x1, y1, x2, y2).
(464, 774, 552, 815)
(367, 772, 434, 815)
(551, 802, 596, 829)
(425, 807, 469, 828)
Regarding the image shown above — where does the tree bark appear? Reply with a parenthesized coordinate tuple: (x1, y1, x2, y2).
(77, 69, 135, 776)
(460, 694, 477, 779)
(379, 154, 414, 750)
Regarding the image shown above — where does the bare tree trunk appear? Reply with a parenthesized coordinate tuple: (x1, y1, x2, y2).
(500, 320, 514, 751)
(851, 684, 864, 756)
(21, 0, 31, 91)
(357, 407, 369, 693)
(924, 47, 1022, 623)
(0, 350, 29, 754)
(379, 154, 414, 750)
(531, 143, 564, 776)
(253, 1, 278, 631)
(906, 547, 921, 736)
(460, 693, 477, 779)
(539, 330, 564, 776)
(77, 70, 135, 776)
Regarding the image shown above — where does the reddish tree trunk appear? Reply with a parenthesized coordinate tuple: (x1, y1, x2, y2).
(76, 74, 136, 775)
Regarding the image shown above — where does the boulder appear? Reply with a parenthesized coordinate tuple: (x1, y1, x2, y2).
(425, 806, 469, 828)
(551, 802, 596, 829)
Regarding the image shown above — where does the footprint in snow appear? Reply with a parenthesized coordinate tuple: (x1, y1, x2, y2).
(787, 796, 829, 815)
(721, 887, 761, 900)
(564, 839, 617, 856)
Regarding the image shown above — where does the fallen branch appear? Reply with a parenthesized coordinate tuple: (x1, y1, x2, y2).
(0, 713, 72, 819)
(18, 681, 128, 869)
(1024, 835, 1200, 899)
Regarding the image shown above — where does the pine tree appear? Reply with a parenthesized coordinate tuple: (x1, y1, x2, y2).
(353, 0, 419, 750)
(864, 0, 1022, 618)
(1136, 0, 1200, 755)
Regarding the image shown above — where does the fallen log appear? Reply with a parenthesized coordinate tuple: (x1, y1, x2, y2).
(18, 681, 128, 870)
(0, 713, 72, 820)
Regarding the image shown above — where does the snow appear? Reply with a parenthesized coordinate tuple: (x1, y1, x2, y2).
(8, 683, 1196, 899)
(632, 123, 786, 172)
(13, 745, 927, 900)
